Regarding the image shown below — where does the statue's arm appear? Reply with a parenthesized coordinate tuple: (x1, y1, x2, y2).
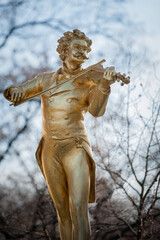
(87, 68, 116, 117)
(3, 73, 44, 102)
(87, 83, 111, 117)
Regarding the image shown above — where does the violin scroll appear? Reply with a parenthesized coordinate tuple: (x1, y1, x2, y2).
(113, 72, 130, 86)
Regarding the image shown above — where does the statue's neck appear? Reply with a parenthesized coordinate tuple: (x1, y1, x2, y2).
(63, 60, 82, 75)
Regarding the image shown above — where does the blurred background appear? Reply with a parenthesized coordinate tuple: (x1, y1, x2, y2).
(0, 0, 160, 239)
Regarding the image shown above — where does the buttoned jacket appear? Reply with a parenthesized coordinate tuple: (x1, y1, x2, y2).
(4, 67, 110, 202)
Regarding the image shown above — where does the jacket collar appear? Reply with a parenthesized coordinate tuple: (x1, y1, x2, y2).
(62, 62, 82, 75)
(56, 63, 82, 84)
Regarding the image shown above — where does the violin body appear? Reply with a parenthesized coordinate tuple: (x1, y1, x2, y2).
(83, 64, 130, 86)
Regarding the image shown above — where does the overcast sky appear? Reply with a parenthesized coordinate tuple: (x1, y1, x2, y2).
(0, 0, 160, 187)
(126, 0, 160, 33)
(125, 0, 160, 59)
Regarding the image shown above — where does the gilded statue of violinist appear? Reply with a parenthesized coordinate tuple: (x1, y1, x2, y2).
(3, 29, 130, 240)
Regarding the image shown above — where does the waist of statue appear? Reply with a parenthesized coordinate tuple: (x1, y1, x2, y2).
(42, 130, 90, 148)
(42, 122, 87, 139)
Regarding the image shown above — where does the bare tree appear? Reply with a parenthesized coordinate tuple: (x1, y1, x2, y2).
(0, 1, 160, 240)
(89, 82, 160, 239)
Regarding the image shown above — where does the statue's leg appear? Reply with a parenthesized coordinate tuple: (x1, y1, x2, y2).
(62, 145, 91, 240)
(41, 140, 72, 240)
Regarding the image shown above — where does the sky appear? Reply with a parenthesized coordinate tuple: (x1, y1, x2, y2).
(125, 0, 160, 59)
(126, 0, 160, 33)
(0, 0, 160, 192)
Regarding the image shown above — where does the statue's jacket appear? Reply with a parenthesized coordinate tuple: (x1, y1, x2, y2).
(11, 67, 110, 203)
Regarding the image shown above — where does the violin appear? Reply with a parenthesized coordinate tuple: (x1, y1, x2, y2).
(6, 59, 130, 107)
(83, 62, 130, 86)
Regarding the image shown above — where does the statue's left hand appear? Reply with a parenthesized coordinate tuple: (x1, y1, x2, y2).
(101, 67, 130, 88)
(98, 67, 116, 94)
(98, 67, 130, 94)
(102, 67, 117, 87)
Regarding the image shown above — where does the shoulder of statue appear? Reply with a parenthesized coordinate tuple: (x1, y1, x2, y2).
(42, 72, 55, 79)
(41, 72, 56, 84)
(37, 72, 56, 90)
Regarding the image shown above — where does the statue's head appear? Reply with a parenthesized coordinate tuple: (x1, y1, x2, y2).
(57, 29, 92, 63)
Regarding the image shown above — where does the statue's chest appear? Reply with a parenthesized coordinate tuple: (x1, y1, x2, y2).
(42, 78, 89, 111)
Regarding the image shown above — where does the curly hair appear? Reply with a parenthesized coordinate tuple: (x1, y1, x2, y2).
(57, 29, 92, 61)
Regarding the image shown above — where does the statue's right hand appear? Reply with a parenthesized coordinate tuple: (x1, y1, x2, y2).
(3, 86, 25, 102)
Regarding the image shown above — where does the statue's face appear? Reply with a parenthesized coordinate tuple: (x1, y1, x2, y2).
(67, 39, 88, 64)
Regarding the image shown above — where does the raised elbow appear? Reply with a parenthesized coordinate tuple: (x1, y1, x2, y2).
(89, 108, 105, 117)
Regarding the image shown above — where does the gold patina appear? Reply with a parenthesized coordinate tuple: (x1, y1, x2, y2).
(3, 29, 130, 240)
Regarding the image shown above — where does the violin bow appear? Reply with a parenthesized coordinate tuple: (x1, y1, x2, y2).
(11, 59, 106, 107)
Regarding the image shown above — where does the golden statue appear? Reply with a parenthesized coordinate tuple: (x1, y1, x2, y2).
(3, 29, 130, 240)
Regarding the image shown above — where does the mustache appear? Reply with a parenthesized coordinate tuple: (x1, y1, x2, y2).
(73, 53, 88, 60)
